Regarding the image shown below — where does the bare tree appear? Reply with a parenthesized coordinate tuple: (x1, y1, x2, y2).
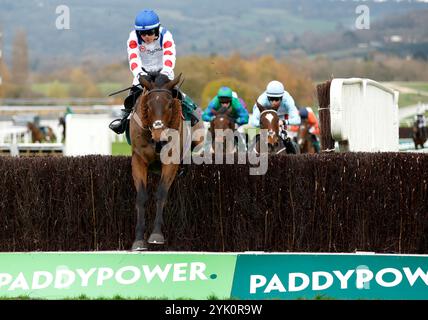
(11, 28, 29, 86)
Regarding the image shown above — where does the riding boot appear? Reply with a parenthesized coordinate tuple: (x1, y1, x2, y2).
(283, 137, 298, 154)
(174, 88, 200, 127)
(313, 140, 320, 153)
(109, 87, 142, 134)
(109, 108, 132, 135)
(311, 135, 321, 153)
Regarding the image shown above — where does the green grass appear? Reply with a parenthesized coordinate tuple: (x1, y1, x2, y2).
(112, 141, 132, 156)
(1, 294, 338, 300)
(399, 93, 428, 107)
(0, 294, 227, 300)
(31, 82, 71, 96)
(31, 82, 123, 97)
(97, 82, 125, 96)
(397, 82, 428, 93)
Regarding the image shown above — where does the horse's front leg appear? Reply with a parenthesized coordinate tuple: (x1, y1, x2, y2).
(148, 163, 179, 244)
(131, 154, 148, 251)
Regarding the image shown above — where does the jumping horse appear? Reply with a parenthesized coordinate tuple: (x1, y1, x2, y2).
(252, 102, 299, 154)
(129, 73, 204, 250)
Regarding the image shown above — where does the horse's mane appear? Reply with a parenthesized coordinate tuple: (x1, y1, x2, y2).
(139, 94, 150, 128)
(169, 98, 182, 130)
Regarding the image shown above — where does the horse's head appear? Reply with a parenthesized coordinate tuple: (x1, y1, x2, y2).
(210, 107, 234, 132)
(257, 102, 280, 146)
(138, 73, 182, 142)
(27, 122, 36, 131)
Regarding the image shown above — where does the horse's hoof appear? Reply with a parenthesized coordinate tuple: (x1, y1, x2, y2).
(148, 233, 165, 245)
(131, 240, 148, 251)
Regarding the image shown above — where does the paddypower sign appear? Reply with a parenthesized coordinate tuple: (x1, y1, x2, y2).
(0, 252, 236, 299)
(232, 253, 428, 300)
(0, 252, 427, 299)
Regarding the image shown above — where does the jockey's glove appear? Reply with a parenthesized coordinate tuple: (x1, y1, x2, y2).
(137, 72, 148, 83)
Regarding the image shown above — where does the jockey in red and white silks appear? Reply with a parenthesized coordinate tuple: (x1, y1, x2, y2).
(127, 25, 176, 85)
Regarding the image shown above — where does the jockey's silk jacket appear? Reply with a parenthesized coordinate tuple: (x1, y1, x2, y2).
(127, 26, 176, 85)
(202, 96, 250, 125)
(250, 91, 301, 128)
(289, 107, 320, 135)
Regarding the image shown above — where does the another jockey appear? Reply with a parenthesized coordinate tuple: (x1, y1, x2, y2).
(250, 80, 301, 152)
(299, 106, 321, 153)
(202, 86, 249, 126)
(109, 9, 199, 134)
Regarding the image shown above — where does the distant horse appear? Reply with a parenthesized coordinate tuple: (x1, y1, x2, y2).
(209, 107, 237, 154)
(27, 122, 57, 143)
(413, 118, 427, 149)
(297, 120, 317, 154)
(253, 102, 300, 154)
(129, 73, 205, 250)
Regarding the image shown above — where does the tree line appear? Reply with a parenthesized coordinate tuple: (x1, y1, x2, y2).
(1, 27, 428, 110)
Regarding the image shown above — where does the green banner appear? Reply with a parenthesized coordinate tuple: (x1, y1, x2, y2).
(0, 252, 237, 299)
(231, 253, 428, 300)
(2, 252, 428, 300)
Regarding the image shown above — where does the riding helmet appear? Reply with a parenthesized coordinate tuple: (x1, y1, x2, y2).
(266, 80, 285, 97)
(299, 107, 309, 119)
(135, 9, 160, 31)
(217, 86, 233, 102)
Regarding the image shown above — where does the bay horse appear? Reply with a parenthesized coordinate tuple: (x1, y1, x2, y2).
(413, 117, 427, 149)
(297, 120, 317, 154)
(209, 107, 237, 154)
(27, 122, 57, 143)
(129, 73, 205, 250)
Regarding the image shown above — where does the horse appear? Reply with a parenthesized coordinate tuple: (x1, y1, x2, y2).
(412, 118, 427, 149)
(27, 122, 57, 143)
(209, 107, 237, 154)
(297, 120, 317, 154)
(129, 73, 205, 250)
(252, 102, 286, 154)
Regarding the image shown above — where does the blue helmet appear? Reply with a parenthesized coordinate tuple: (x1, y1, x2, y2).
(134, 10, 160, 31)
(299, 107, 308, 119)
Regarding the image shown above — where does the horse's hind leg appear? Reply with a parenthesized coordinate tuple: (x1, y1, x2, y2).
(148, 164, 179, 245)
(131, 155, 148, 251)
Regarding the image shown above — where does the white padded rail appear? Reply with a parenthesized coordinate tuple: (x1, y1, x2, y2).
(330, 78, 399, 152)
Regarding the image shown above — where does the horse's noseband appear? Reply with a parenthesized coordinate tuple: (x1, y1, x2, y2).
(152, 120, 164, 130)
(268, 129, 276, 137)
(144, 88, 174, 131)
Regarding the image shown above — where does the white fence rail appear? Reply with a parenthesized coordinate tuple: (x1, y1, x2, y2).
(330, 78, 399, 152)
(64, 114, 112, 156)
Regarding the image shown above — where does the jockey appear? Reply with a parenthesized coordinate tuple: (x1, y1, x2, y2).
(202, 86, 249, 126)
(250, 80, 300, 128)
(298, 106, 321, 153)
(109, 9, 199, 134)
(250, 80, 301, 150)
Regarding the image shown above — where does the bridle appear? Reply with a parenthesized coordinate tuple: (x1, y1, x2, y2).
(141, 88, 175, 131)
(260, 109, 279, 139)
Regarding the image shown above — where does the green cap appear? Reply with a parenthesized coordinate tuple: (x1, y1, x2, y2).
(217, 86, 233, 99)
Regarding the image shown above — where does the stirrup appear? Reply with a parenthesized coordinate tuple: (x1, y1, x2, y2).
(109, 119, 126, 134)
